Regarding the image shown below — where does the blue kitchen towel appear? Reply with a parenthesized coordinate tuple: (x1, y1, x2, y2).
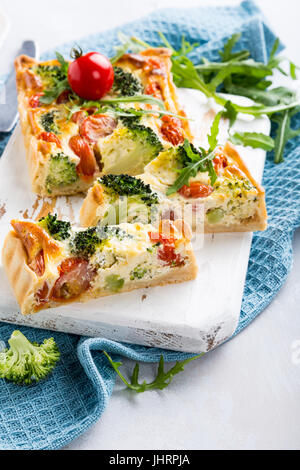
(0, 0, 300, 450)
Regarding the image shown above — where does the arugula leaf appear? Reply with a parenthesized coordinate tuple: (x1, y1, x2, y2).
(103, 351, 203, 393)
(208, 111, 222, 150)
(229, 131, 275, 151)
(98, 94, 167, 110)
(272, 107, 300, 163)
(225, 84, 297, 107)
(222, 100, 238, 128)
(218, 33, 249, 62)
(55, 52, 69, 75)
(166, 140, 217, 196)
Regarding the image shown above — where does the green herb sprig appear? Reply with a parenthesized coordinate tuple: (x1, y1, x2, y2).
(103, 351, 203, 393)
(166, 110, 221, 195)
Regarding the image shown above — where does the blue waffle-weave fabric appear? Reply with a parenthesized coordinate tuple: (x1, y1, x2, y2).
(0, 0, 299, 450)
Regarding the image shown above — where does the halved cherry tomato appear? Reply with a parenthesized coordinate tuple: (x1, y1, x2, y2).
(213, 154, 228, 173)
(23, 70, 43, 91)
(38, 132, 62, 148)
(71, 110, 88, 126)
(57, 89, 71, 104)
(29, 250, 45, 277)
(69, 135, 98, 179)
(158, 244, 184, 267)
(68, 51, 114, 100)
(51, 258, 96, 300)
(148, 231, 176, 246)
(178, 182, 213, 199)
(35, 282, 49, 304)
(29, 92, 44, 108)
(145, 80, 163, 100)
(161, 115, 184, 146)
(79, 114, 117, 144)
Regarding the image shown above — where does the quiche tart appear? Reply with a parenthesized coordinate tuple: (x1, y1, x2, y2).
(15, 48, 192, 197)
(80, 142, 267, 233)
(2, 216, 197, 315)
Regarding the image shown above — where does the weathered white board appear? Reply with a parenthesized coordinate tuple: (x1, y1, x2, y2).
(0, 90, 270, 353)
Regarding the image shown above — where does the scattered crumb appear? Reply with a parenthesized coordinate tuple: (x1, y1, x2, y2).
(0, 202, 6, 220)
(141, 294, 147, 302)
(22, 209, 29, 219)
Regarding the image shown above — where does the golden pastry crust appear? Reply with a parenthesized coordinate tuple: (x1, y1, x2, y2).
(2, 219, 198, 315)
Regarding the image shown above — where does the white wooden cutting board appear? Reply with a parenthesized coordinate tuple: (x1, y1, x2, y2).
(0, 89, 270, 353)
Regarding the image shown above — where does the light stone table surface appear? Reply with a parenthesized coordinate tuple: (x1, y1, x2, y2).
(0, 0, 299, 450)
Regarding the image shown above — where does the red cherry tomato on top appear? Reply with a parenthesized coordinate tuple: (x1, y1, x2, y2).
(68, 51, 114, 100)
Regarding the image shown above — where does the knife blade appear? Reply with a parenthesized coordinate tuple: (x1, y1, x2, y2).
(0, 40, 38, 132)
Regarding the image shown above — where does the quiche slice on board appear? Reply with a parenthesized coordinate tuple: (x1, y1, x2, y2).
(2, 217, 197, 315)
(15, 48, 192, 197)
(80, 142, 267, 233)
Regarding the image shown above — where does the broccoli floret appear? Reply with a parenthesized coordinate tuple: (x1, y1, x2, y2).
(71, 227, 102, 259)
(40, 110, 60, 134)
(38, 213, 71, 241)
(113, 66, 143, 96)
(46, 153, 78, 194)
(0, 331, 60, 385)
(70, 226, 129, 258)
(100, 174, 159, 206)
(35, 64, 65, 86)
(99, 125, 163, 175)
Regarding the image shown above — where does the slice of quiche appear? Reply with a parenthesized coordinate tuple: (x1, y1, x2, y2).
(142, 141, 267, 232)
(80, 174, 174, 228)
(15, 48, 192, 197)
(79, 143, 267, 233)
(2, 215, 197, 315)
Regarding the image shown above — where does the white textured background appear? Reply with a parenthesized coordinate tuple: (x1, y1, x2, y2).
(0, 0, 299, 450)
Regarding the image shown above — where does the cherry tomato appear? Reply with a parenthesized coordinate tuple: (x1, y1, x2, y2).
(69, 135, 98, 180)
(213, 153, 228, 173)
(29, 92, 44, 108)
(38, 132, 62, 148)
(178, 182, 213, 199)
(71, 110, 88, 126)
(56, 89, 71, 104)
(148, 231, 176, 246)
(35, 282, 49, 304)
(51, 258, 96, 300)
(161, 115, 184, 146)
(29, 250, 45, 276)
(158, 244, 183, 267)
(145, 79, 163, 100)
(80, 114, 117, 144)
(68, 51, 114, 100)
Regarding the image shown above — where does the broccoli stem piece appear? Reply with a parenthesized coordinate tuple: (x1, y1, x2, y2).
(0, 331, 60, 385)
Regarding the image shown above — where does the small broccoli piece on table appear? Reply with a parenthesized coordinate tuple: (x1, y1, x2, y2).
(100, 174, 159, 206)
(113, 66, 143, 96)
(99, 123, 163, 175)
(0, 330, 60, 385)
(38, 213, 71, 241)
(46, 153, 78, 194)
